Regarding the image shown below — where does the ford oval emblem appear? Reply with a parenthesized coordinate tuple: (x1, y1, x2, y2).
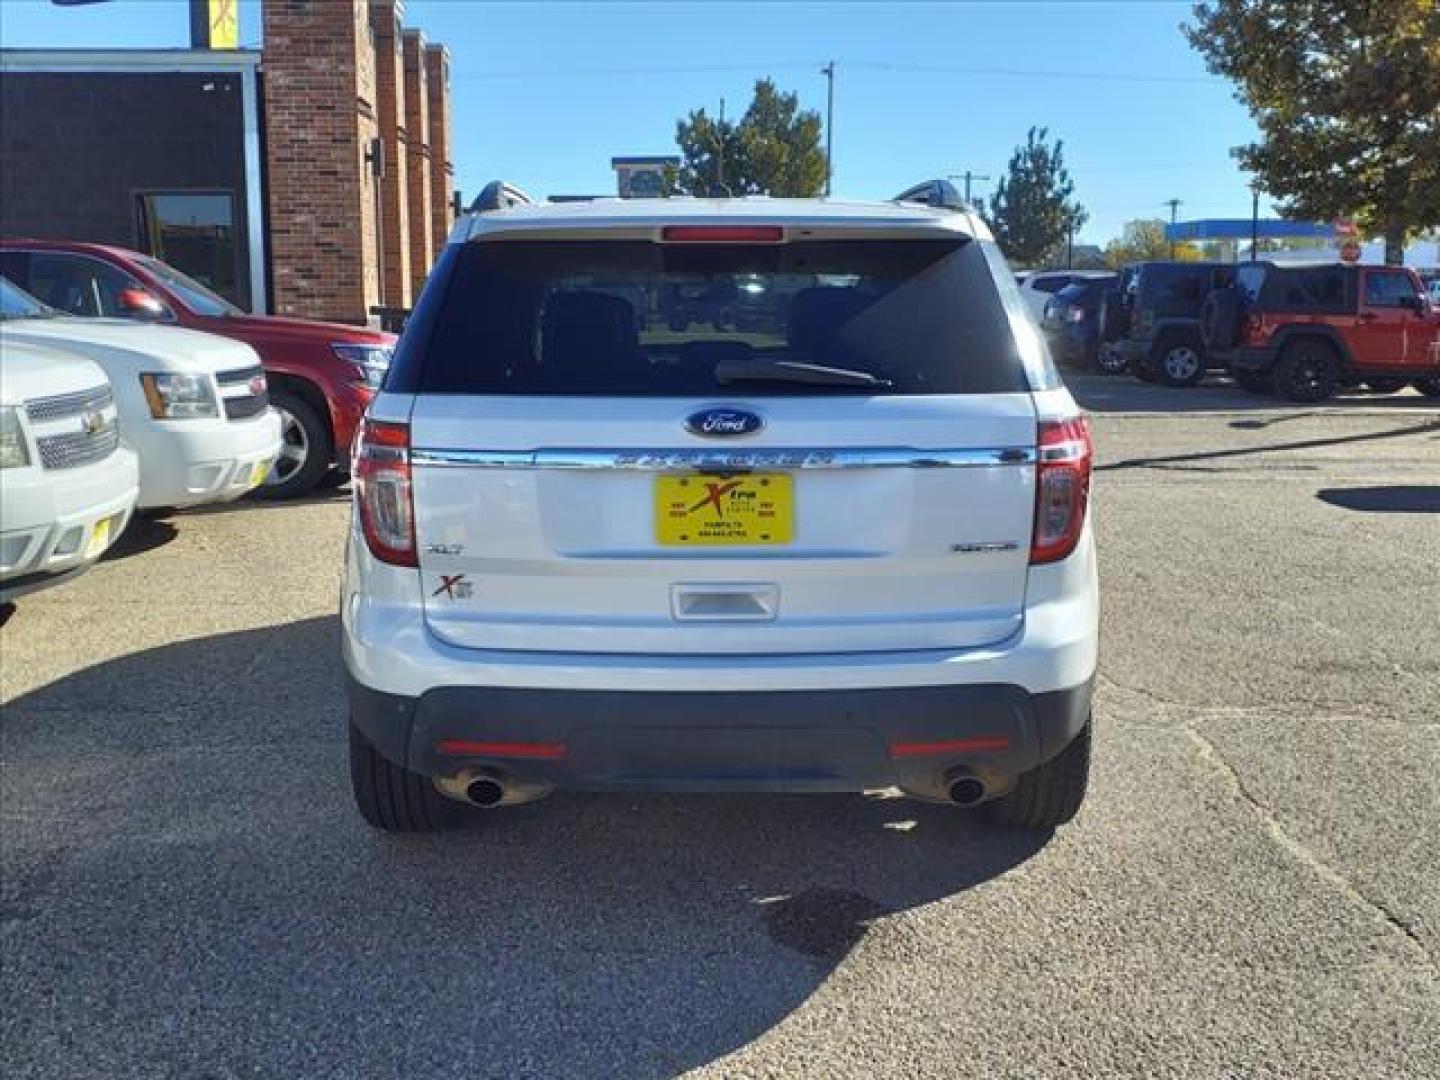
(685, 408, 764, 438)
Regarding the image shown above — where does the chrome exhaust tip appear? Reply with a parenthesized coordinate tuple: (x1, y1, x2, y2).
(946, 771, 987, 807)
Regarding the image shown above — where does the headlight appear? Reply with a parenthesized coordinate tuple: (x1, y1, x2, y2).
(140, 373, 219, 419)
(1065, 306, 1086, 323)
(0, 406, 30, 469)
(333, 343, 394, 388)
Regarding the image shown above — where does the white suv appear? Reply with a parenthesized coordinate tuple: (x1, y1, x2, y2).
(1, 337, 138, 602)
(342, 180, 1098, 832)
(0, 280, 280, 510)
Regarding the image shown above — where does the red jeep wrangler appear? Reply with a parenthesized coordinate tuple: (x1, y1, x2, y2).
(1201, 262, 1440, 402)
(0, 239, 396, 497)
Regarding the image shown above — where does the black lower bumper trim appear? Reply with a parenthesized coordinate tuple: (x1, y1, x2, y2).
(345, 672, 1094, 795)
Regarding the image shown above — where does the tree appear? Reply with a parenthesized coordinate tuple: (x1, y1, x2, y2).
(1185, 0, 1440, 264)
(674, 79, 827, 197)
(1103, 219, 1203, 267)
(986, 127, 1088, 267)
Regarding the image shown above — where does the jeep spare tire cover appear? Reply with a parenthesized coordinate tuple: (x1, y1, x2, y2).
(1201, 287, 1243, 350)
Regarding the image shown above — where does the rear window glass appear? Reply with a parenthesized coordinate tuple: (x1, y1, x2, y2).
(413, 239, 1027, 396)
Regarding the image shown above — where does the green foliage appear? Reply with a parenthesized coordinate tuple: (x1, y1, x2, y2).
(1103, 219, 1203, 267)
(986, 127, 1088, 267)
(1185, 0, 1440, 263)
(674, 79, 827, 197)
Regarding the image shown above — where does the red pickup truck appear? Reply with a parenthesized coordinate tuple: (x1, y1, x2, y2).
(0, 239, 395, 497)
(1201, 262, 1440, 402)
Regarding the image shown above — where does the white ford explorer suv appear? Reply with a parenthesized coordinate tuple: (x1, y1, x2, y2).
(0, 279, 280, 510)
(342, 180, 1098, 832)
(1, 335, 138, 602)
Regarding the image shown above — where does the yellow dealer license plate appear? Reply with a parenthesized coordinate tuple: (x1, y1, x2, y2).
(656, 473, 793, 546)
(84, 516, 112, 558)
(249, 460, 271, 488)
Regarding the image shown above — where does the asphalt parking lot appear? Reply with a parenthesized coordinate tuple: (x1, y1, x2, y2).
(3, 375, 1437, 1079)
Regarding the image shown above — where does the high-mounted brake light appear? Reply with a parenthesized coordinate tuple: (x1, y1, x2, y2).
(660, 225, 785, 243)
(355, 418, 416, 567)
(1030, 416, 1093, 565)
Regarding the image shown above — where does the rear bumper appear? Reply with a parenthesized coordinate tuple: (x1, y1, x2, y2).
(347, 671, 1093, 796)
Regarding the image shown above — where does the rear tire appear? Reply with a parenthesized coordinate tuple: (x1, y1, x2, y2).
(985, 721, 1091, 829)
(255, 388, 332, 499)
(1362, 378, 1407, 394)
(1233, 369, 1275, 395)
(1273, 340, 1340, 403)
(349, 722, 465, 832)
(1414, 377, 1440, 398)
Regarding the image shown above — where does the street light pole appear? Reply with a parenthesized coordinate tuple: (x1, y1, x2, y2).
(1165, 198, 1182, 259)
(1250, 184, 1261, 262)
(821, 61, 835, 196)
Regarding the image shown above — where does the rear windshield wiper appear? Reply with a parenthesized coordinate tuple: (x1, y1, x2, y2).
(714, 358, 892, 388)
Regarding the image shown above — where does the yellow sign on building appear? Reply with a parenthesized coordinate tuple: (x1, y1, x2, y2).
(208, 0, 238, 50)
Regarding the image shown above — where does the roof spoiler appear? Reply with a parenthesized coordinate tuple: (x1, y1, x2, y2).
(470, 181, 534, 213)
(892, 179, 970, 212)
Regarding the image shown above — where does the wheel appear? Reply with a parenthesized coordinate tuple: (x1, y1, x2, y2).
(1361, 378, 1407, 394)
(255, 388, 332, 499)
(1273, 340, 1340, 403)
(349, 722, 465, 832)
(1232, 369, 1275, 395)
(1413, 377, 1440, 398)
(986, 721, 1091, 829)
(1152, 335, 1207, 387)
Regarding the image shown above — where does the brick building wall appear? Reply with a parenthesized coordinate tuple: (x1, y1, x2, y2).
(368, 0, 410, 309)
(262, 0, 380, 324)
(424, 44, 453, 259)
(400, 29, 433, 300)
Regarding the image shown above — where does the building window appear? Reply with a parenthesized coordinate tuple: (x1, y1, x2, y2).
(135, 191, 242, 307)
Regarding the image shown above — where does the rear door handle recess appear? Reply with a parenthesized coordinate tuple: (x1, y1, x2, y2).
(671, 584, 779, 622)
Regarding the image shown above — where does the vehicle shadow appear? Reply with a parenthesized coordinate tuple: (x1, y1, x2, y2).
(1316, 486, 1440, 514)
(1, 617, 1048, 1078)
(101, 512, 178, 561)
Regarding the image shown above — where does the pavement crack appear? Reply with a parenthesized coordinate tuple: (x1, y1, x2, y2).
(1182, 725, 1436, 970)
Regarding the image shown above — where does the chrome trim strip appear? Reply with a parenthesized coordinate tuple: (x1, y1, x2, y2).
(411, 447, 1036, 470)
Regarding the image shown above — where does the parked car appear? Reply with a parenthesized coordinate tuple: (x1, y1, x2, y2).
(1201, 262, 1440, 401)
(0, 240, 397, 497)
(0, 323, 138, 603)
(342, 181, 1098, 833)
(1108, 261, 1237, 386)
(1016, 270, 1103, 322)
(0, 278, 280, 510)
(1040, 274, 1118, 369)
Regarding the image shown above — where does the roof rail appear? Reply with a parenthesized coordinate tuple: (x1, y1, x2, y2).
(892, 179, 969, 212)
(470, 180, 534, 213)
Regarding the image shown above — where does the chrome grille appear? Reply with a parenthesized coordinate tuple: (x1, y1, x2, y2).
(36, 423, 120, 470)
(24, 384, 114, 422)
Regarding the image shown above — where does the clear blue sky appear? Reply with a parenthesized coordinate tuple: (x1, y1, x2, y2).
(0, 0, 1268, 244)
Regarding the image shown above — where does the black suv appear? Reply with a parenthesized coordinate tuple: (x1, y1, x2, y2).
(1107, 262, 1236, 387)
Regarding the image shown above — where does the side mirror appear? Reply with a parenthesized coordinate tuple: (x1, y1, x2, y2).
(116, 287, 167, 321)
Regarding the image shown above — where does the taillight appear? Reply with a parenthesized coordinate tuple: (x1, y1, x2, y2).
(354, 418, 416, 567)
(1030, 416, 1093, 565)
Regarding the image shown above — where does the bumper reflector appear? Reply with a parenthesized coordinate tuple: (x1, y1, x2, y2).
(436, 740, 568, 760)
(889, 736, 1011, 758)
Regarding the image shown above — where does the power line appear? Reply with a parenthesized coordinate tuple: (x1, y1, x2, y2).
(453, 59, 1224, 86)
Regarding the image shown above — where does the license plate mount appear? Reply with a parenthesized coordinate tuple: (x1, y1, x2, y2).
(655, 473, 793, 546)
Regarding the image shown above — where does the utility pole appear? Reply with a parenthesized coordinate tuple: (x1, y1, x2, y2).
(948, 172, 992, 208)
(821, 61, 835, 196)
(1067, 222, 1075, 270)
(1165, 198, 1183, 259)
